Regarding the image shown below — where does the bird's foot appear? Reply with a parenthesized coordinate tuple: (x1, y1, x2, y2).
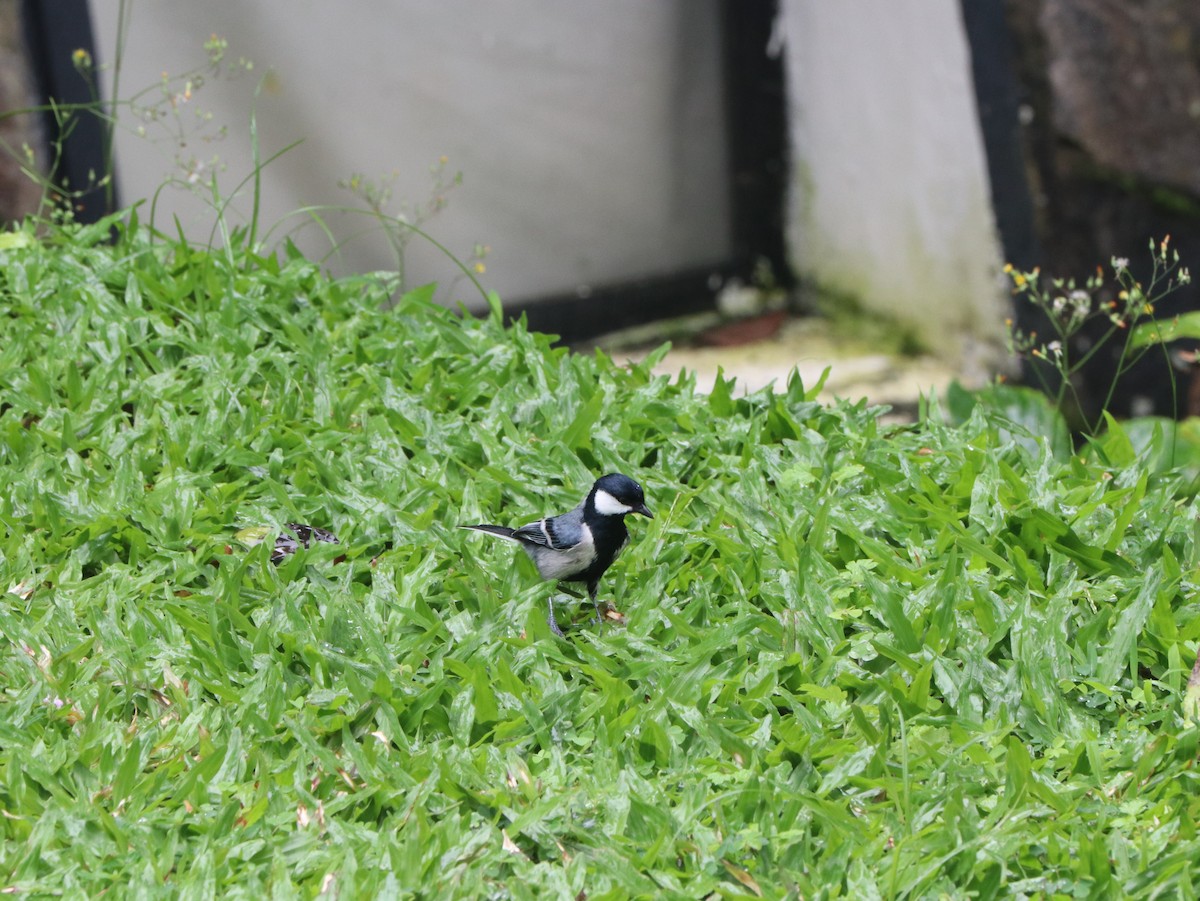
(546, 598, 565, 637)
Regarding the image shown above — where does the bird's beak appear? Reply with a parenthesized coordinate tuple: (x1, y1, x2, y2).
(634, 503, 653, 519)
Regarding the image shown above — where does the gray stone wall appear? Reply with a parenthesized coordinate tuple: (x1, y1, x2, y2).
(1005, 0, 1200, 417)
(0, 0, 47, 224)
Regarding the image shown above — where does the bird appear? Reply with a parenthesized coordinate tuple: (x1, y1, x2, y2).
(461, 473, 653, 635)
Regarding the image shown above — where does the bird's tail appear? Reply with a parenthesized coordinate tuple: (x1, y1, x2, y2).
(460, 524, 519, 541)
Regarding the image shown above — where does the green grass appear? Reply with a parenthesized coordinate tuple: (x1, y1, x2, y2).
(2, 216, 1199, 899)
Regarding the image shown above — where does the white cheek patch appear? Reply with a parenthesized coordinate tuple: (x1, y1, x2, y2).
(594, 489, 633, 516)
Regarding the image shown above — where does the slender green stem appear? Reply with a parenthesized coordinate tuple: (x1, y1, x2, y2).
(104, 0, 130, 211)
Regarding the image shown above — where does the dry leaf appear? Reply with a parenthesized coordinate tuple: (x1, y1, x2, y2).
(8, 580, 34, 600)
(502, 829, 529, 859)
(721, 860, 762, 897)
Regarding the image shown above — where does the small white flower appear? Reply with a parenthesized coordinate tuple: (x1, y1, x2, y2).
(1112, 256, 1129, 272)
(1068, 289, 1091, 319)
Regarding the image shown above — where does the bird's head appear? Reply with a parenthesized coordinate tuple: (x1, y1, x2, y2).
(590, 473, 653, 519)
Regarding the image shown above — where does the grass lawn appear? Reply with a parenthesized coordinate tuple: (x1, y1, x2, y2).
(1, 217, 1199, 898)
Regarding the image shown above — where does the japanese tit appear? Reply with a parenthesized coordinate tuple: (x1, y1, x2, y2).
(461, 472, 653, 635)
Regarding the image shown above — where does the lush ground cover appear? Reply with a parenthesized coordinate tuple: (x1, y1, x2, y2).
(1, 218, 1199, 898)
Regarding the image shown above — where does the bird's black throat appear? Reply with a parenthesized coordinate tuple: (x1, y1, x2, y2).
(577, 514, 630, 586)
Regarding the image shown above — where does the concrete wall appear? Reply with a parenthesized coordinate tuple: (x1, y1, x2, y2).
(84, 2, 1010, 365)
(779, 1, 1008, 367)
(87, 0, 731, 308)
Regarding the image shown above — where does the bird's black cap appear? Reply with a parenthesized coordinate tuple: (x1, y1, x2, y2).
(593, 472, 653, 518)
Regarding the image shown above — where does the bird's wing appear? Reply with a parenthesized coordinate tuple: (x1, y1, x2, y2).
(513, 510, 584, 551)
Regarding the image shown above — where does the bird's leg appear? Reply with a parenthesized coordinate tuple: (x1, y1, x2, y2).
(546, 595, 565, 637)
(588, 582, 604, 626)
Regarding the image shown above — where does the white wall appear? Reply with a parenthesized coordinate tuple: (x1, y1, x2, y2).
(780, 1, 1008, 366)
(87, 1, 731, 308)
